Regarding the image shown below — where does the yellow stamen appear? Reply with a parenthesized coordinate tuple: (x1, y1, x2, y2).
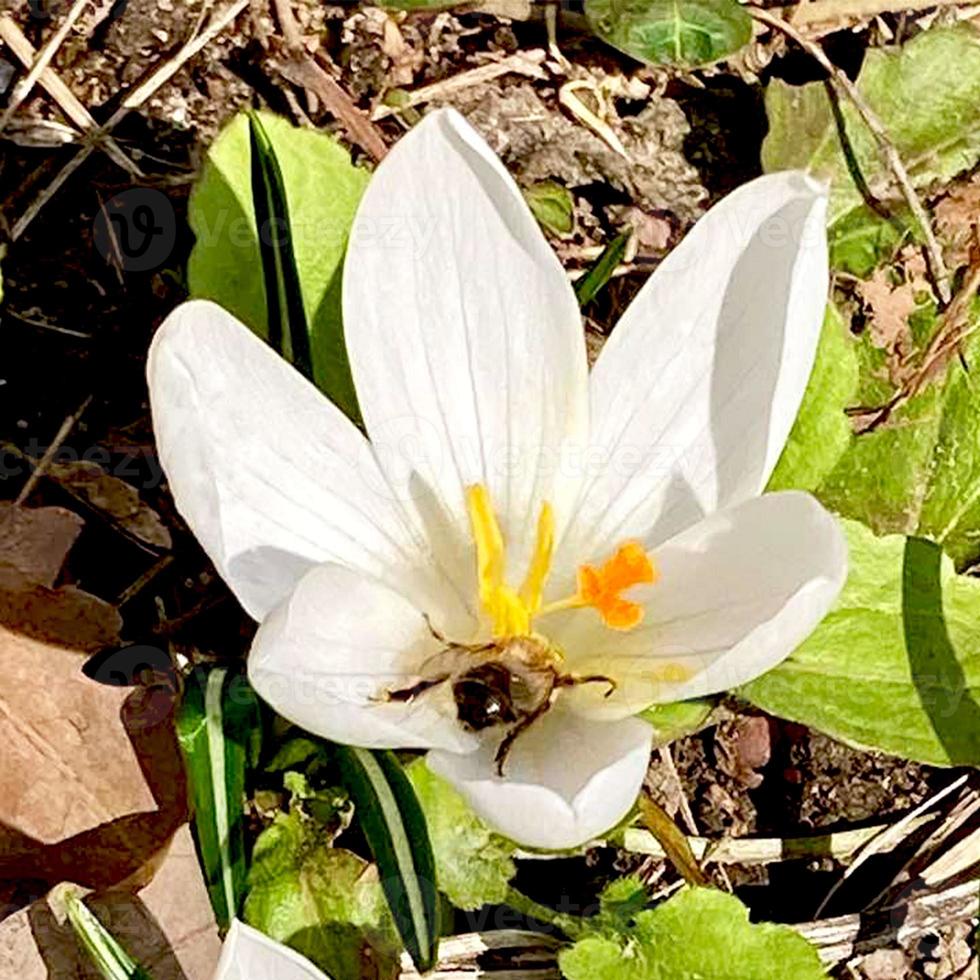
(465, 484, 656, 637)
(519, 501, 554, 616)
(466, 485, 531, 636)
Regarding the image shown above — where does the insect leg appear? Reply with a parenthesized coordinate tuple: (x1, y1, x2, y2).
(493, 681, 558, 777)
(382, 674, 450, 703)
(556, 673, 617, 698)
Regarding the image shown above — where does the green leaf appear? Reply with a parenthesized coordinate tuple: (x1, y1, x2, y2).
(175, 667, 260, 931)
(816, 300, 980, 566)
(248, 112, 313, 382)
(334, 747, 439, 972)
(767, 305, 858, 493)
(742, 519, 980, 766)
(405, 759, 516, 910)
(188, 110, 369, 419)
(523, 180, 575, 237)
(585, 0, 753, 68)
(638, 698, 713, 745)
(62, 890, 151, 980)
(244, 809, 401, 980)
(763, 25, 980, 270)
(575, 232, 629, 307)
(558, 886, 826, 979)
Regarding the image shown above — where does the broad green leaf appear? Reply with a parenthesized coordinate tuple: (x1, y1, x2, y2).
(767, 305, 858, 493)
(176, 667, 260, 931)
(585, 0, 753, 68)
(405, 760, 516, 910)
(816, 301, 980, 566)
(763, 25, 980, 272)
(188, 110, 369, 419)
(334, 747, 439, 972)
(244, 809, 401, 980)
(742, 519, 980, 766)
(558, 886, 826, 979)
(639, 698, 713, 745)
(523, 180, 574, 237)
(62, 890, 151, 980)
(248, 112, 313, 382)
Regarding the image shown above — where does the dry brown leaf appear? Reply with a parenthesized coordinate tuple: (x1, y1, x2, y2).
(0, 826, 220, 979)
(0, 504, 83, 588)
(857, 268, 918, 382)
(0, 503, 120, 650)
(935, 174, 980, 269)
(0, 621, 185, 889)
(0, 565, 121, 652)
(47, 460, 171, 551)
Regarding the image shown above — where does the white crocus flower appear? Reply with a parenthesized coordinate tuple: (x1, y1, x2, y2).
(149, 108, 846, 850)
(214, 920, 332, 979)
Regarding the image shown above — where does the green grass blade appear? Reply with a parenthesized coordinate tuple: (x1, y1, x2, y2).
(248, 111, 313, 382)
(64, 891, 152, 980)
(575, 232, 629, 308)
(176, 667, 260, 931)
(334, 746, 439, 971)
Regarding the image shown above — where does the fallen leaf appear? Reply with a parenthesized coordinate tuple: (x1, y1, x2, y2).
(0, 621, 185, 888)
(47, 459, 171, 551)
(0, 504, 82, 588)
(935, 174, 980, 269)
(856, 268, 918, 383)
(0, 826, 221, 979)
(0, 565, 121, 652)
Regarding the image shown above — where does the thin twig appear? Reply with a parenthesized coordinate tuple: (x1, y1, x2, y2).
(0, 0, 88, 131)
(272, 0, 304, 50)
(370, 50, 548, 120)
(279, 56, 388, 162)
(785, 0, 977, 26)
(14, 396, 93, 505)
(0, 15, 141, 176)
(751, 6, 951, 305)
(10, 0, 249, 241)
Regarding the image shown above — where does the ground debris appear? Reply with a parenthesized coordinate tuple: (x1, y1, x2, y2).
(449, 80, 707, 221)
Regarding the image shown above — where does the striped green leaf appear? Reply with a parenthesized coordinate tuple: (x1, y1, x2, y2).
(334, 747, 438, 972)
(64, 890, 152, 980)
(176, 667, 260, 931)
(248, 111, 314, 384)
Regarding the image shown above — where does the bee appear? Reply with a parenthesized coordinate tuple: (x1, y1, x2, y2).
(385, 620, 615, 774)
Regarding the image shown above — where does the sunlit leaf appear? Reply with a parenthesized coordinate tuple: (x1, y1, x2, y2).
(585, 0, 753, 68)
(743, 520, 980, 767)
(559, 885, 826, 979)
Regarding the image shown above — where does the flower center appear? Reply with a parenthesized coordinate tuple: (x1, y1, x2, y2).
(465, 484, 658, 639)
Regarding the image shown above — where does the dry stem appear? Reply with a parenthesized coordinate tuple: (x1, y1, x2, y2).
(751, 6, 951, 304)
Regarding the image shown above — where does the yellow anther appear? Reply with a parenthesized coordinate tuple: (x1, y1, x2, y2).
(519, 501, 554, 616)
(466, 484, 505, 611)
(466, 484, 532, 636)
(466, 485, 656, 637)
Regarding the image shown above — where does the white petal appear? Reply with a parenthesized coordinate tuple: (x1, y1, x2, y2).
(427, 705, 651, 849)
(214, 920, 333, 980)
(147, 300, 442, 621)
(248, 561, 477, 753)
(343, 108, 588, 582)
(556, 491, 847, 717)
(559, 172, 829, 569)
